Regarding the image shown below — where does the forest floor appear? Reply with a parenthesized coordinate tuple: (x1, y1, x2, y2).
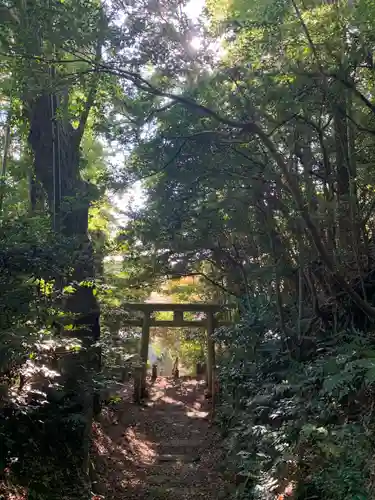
(92, 376, 231, 500)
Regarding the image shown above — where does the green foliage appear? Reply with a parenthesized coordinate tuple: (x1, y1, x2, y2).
(214, 298, 375, 499)
(179, 337, 204, 371)
(0, 215, 75, 373)
(1, 396, 93, 499)
(0, 212, 99, 496)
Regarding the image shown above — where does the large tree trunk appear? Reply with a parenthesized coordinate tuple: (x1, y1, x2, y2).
(27, 93, 100, 495)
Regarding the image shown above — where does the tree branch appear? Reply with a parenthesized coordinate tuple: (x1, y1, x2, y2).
(135, 140, 187, 182)
(255, 125, 375, 318)
(169, 272, 239, 297)
(66, 42, 375, 318)
(65, 49, 259, 131)
(74, 20, 104, 145)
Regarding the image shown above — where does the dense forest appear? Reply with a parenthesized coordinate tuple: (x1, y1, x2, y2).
(2, 0, 375, 498)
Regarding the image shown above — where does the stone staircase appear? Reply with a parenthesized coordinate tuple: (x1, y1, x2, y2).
(93, 377, 229, 499)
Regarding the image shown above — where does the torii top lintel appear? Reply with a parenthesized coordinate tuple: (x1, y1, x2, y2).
(122, 302, 224, 313)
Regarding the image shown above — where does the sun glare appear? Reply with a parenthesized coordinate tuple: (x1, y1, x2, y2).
(185, 0, 205, 20)
(190, 36, 202, 51)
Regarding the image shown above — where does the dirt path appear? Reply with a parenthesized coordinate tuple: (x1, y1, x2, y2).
(92, 377, 229, 499)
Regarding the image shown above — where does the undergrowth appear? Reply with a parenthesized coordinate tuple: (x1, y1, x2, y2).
(214, 296, 375, 499)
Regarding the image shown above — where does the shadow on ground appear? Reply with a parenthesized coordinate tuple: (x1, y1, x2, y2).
(91, 377, 230, 500)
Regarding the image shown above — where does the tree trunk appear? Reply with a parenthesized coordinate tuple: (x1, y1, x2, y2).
(0, 109, 11, 216)
(27, 93, 100, 494)
(137, 310, 151, 400)
(206, 312, 215, 397)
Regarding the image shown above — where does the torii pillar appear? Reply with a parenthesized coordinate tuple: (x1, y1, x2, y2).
(134, 310, 151, 403)
(206, 311, 216, 397)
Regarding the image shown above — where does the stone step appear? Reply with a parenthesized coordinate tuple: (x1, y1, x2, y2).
(160, 439, 202, 450)
(158, 446, 202, 457)
(148, 415, 186, 420)
(152, 410, 193, 417)
(145, 485, 210, 499)
(165, 438, 202, 446)
(157, 453, 201, 463)
(146, 471, 201, 487)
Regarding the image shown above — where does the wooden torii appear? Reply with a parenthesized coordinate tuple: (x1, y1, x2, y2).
(122, 302, 230, 402)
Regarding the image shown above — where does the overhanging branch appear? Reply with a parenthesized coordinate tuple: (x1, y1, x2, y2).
(74, 36, 103, 145)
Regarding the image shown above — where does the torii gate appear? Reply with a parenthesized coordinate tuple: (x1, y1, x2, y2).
(122, 302, 231, 402)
